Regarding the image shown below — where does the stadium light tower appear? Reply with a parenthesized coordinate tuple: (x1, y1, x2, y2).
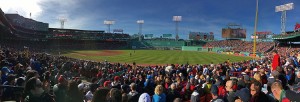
(59, 18, 67, 29)
(173, 16, 182, 41)
(137, 20, 144, 41)
(104, 20, 115, 33)
(276, 3, 294, 34)
(253, 0, 259, 58)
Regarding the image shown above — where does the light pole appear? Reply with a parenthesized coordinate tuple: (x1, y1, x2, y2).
(275, 3, 294, 34)
(104, 20, 115, 33)
(59, 18, 67, 29)
(173, 16, 182, 41)
(253, 0, 259, 58)
(137, 20, 144, 41)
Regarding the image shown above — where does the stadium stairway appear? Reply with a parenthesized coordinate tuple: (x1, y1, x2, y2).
(130, 41, 149, 49)
(140, 41, 153, 48)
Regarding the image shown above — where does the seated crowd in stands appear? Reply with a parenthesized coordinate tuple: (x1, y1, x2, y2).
(0, 44, 300, 102)
(204, 40, 275, 53)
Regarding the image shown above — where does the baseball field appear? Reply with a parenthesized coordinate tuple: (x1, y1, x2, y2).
(62, 50, 253, 65)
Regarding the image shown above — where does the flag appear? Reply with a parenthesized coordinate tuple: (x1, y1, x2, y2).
(295, 23, 300, 31)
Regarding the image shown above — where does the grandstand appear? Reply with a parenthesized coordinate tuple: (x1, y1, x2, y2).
(0, 9, 131, 50)
(1, 6, 300, 102)
(0, 7, 298, 58)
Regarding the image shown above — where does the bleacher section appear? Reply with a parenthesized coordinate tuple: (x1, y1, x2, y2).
(204, 40, 275, 53)
(130, 40, 150, 49)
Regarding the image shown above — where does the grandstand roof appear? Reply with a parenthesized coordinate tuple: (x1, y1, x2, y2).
(272, 32, 300, 42)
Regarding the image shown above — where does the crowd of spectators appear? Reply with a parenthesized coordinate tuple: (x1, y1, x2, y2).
(205, 40, 275, 53)
(0, 43, 300, 102)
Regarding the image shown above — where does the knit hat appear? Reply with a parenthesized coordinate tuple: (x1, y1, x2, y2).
(103, 81, 111, 87)
(235, 88, 250, 102)
(58, 75, 65, 83)
(138, 93, 151, 102)
(114, 76, 120, 81)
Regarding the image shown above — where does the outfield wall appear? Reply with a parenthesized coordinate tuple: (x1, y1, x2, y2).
(182, 46, 222, 52)
(182, 46, 261, 57)
(144, 40, 185, 47)
(182, 46, 208, 51)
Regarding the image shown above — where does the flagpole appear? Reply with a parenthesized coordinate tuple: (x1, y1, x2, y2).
(253, 0, 259, 59)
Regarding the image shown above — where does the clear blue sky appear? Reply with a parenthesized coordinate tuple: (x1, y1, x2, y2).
(0, 0, 299, 40)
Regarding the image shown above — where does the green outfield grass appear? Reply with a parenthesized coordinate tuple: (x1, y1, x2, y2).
(62, 50, 253, 65)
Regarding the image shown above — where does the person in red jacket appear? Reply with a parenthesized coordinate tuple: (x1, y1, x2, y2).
(272, 50, 281, 71)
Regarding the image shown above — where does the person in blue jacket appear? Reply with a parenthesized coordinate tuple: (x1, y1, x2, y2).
(152, 85, 166, 102)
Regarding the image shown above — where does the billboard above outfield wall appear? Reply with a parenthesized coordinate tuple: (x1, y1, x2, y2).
(189, 32, 214, 40)
(253, 31, 272, 39)
(222, 28, 246, 39)
(163, 34, 172, 38)
(144, 34, 153, 38)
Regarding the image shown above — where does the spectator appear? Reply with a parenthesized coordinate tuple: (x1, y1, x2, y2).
(173, 98, 182, 102)
(268, 71, 279, 85)
(138, 93, 151, 102)
(24, 77, 54, 102)
(210, 84, 224, 102)
(167, 83, 180, 102)
(53, 75, 67, 102)
(272, 50, 281, 71)
(15, 77, 25, 86)
(203, 77, 213, 94)
(294, 71, 300, 84)
(237, 75, 246, 90)
(66, 80, 84, 102)
(190, 85, 201, 102)
(25, 70, 40, 82)
(86, 77, 100, 101)
(144, 75, 155, 96)
(164, 77, 172, 89)
(253, 73, 262, 84)
(225, 80, 236, 102)
(285, 89, 300, 102)
(249, 80, 270, 102)
(121, 80, 130, 102)
(271, 81, 290, 102)
(259, 69, 268, 85)
(77, 80, 86, 93)
(107, 88, 122, 102)
(112, 76, 121, 89)
(103, 80, 112, 88)
(127, 83, 140, 102)
(92, 87, 110, 102)
(153, 85, 166, 102)
(2, 74, 16, 101)
(235, 88, 250, 102)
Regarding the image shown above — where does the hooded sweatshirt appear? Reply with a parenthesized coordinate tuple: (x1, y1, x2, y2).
(128, 91, 139, 102)
(190, 91, 200, 102)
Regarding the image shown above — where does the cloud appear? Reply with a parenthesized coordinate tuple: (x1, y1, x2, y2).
(0, 0, 42, 19)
